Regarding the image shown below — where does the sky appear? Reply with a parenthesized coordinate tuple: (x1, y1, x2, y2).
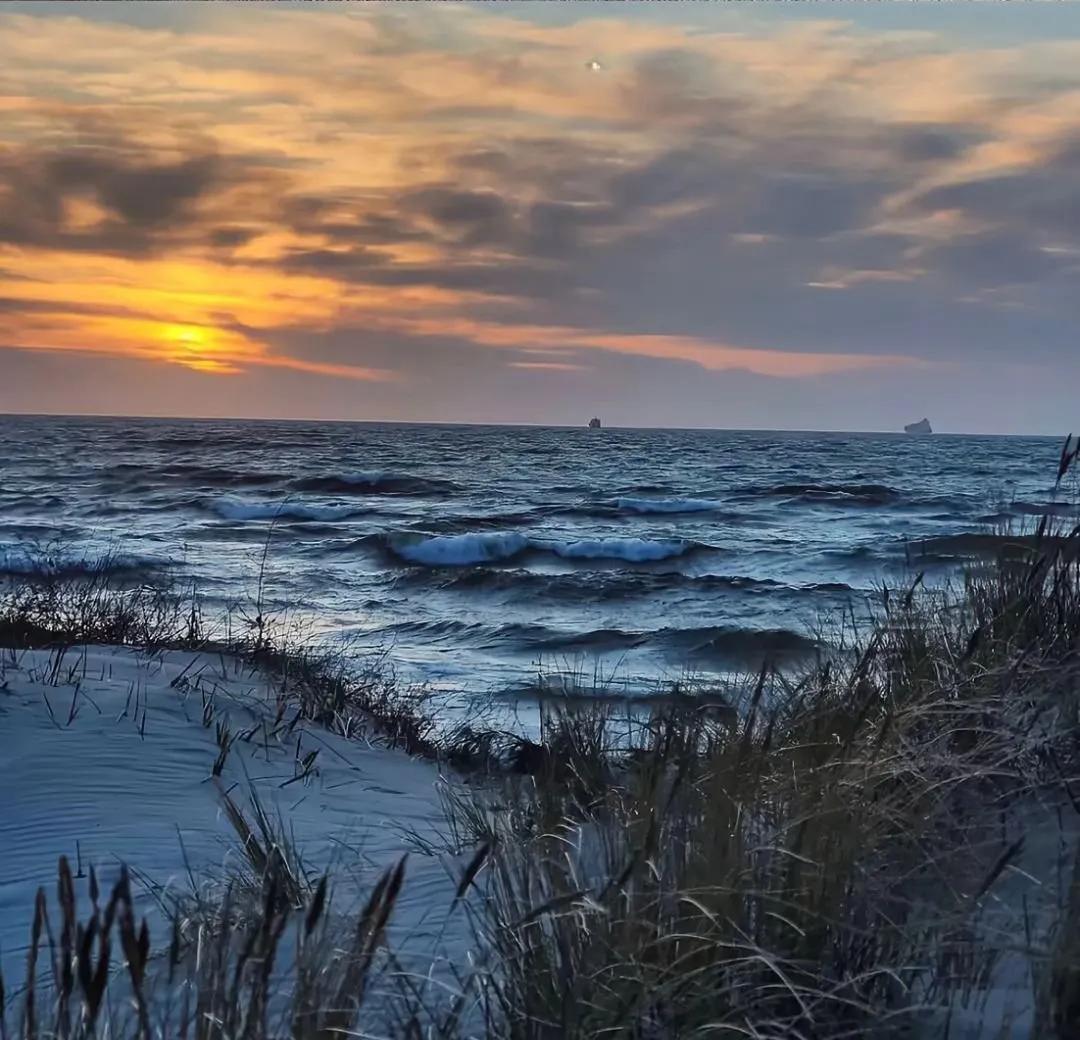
(0, 1, 1078, 433)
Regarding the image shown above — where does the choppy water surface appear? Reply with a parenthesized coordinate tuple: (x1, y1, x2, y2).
(0, 416, 1070, 700)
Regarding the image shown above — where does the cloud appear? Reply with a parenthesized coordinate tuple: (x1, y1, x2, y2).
(398, 187, 514, 247)
(0, 3, 1079, 427)
(0, 141, 285, 255)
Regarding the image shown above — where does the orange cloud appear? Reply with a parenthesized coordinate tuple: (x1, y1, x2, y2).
(0, 308, 393, 381)
(0, 2, 1076, 401)
(377, 315, 923, 378)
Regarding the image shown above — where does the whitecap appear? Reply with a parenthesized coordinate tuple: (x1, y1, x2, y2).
(391, 532, 531, 566)
(546, 537, 693, 562)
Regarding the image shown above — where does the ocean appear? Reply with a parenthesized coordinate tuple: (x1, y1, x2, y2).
(0, 415, 1070, 704)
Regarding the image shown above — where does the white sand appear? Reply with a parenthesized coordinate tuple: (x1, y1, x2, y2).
(0, 644, 469, 990)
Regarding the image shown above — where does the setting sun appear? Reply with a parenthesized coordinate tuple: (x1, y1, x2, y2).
(161, 324, 240, 373)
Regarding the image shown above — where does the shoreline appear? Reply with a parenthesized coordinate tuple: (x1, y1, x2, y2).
(3, 439, 1080, 1036)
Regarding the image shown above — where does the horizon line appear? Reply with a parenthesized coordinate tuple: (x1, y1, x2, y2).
(0, 409, 1068, 440)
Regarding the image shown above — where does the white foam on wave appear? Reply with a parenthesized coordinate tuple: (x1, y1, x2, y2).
(212, 497, 365, 522)
(546, 537, 692, 562)
(391, 532, 698, 566)
(392, 532, 531, 566)
(339, 470, 386, 485)
(615, 497, 723, 514)
(0, 546, 170, 576)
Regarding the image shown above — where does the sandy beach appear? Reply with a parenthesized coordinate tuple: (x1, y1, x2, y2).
(0, 644, 470, 1012)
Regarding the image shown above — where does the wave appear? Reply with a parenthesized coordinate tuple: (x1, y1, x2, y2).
(525, 627, 650, 653)
(102, 462, 288, 490)
(0, 548, 173, 579)
(751, 483, 902, 506)
(376, 616, 818, 667)
(148, 436, 215, 449)
(290, 471, 461, 496)
(0, 522, 75, 539)
(3, 494, 66, 512)
(389, 532, 530, 566)
(383, 532, 707, 567)
(392, 567, 860, 608)
(407, 510, 545, 534)
(613, 483, 676, 495)
(399, 568, 776, 596)
(614, 496, 725, 515)
(819, 545, 884, 563)
(549, 537, 696, 562)
(209, 497, 370, 522)
(381, 619, 647, 654)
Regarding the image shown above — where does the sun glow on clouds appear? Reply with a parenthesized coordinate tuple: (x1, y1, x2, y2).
(0, 2, 1078, 423)
(377, 315, 924, 379)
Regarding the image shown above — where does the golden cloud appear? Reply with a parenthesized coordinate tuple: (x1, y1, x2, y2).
(0, 3, 1077, 390)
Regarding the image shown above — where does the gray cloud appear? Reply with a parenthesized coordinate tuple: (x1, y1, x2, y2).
(742, 172, 891, 239)
(278, 247, 385, 277)
(43, 152, 222, 226)
(0, 143, 280, 254)
(891, 124, 977, 163)
(398, 187, 514, 247)
(916, 171, 1080, 238)
(925, 230, 1066, 286)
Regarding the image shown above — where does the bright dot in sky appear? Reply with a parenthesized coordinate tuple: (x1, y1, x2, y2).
(585, 59, 603, 72)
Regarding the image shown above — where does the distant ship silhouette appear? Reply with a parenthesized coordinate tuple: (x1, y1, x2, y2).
(904, 418, 932, 435)
(588, 417, 601, 429)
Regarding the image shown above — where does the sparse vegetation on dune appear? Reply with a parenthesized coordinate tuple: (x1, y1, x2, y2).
(2, 441, 1080, 1038)
(0, 546, 449, 760)
(0, 553, 202, 653)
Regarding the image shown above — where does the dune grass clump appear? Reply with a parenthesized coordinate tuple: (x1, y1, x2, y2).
(0, 548, 450, 759)
(0, 853, 411, 1040)
(448, 664, 1073, 1037)
(0, 551, 201, 652)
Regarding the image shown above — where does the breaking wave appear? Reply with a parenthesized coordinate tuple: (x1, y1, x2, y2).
(0, 547, 173, 579)
(384, 532, 707, 567)
(549, 537, 697, 562)
(389, 532, 531, 566)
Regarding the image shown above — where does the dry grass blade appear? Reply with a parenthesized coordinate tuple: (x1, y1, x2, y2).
(305, 875, 328, 938)
(453, 843, 492, 906)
